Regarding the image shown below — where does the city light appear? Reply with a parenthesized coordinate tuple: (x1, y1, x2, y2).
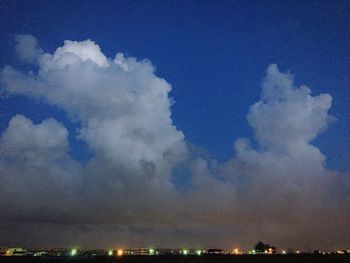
(248, 249, 256, 255)
(1, 245, 349, 257)
(233, 248, 241, 255)
(70, 248, 77, 256)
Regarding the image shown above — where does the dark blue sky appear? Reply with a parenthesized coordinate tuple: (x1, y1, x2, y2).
(1, 0, 349, 170)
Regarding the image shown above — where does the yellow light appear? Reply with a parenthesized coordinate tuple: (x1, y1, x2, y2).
(282, 250, 286, 255)
(296, 250, 300, 254)
(196, 250, 202, 256)
(108, 250, 113, 256)
(182, 249, 189, 255)
(117, 249, 123, 256)
(233, 248, 240, 255)
(149, 248, 155, 255)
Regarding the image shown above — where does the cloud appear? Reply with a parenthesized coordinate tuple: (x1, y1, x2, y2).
(0, 35, 188, 229)
(232, 64, 334, 198)
(248, 64, 333, 157)
(2, 36, 187, 178)
(0, 35, 348, 250)
(14, 34, 43, 63)
(208, 65, 349, 249)
(184, 64, 348, 249)
(0, 115, 82, 221)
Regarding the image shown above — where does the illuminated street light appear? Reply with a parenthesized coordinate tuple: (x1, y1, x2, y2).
(196, 250, 202, 256)
(70, 248, 77, 256)
(117, 249, 123, 256)
(108, 250, 113, 256)
(248, 249, 256, 255)
(149, 248, 155, 255)
(233, 248, 240, 255)
(182, 249, 189, 255)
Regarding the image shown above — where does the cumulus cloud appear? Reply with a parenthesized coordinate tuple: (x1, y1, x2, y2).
(14, 34, 43, 63)
(207, 65, 349, 249)
(234, 64, 334, 196)
(0, 35, 348, 250)
(1, 36, 186, 179)
(0, 115, 82, 221)
(0, 35, 188, 231)
(248, 64, 333, 157)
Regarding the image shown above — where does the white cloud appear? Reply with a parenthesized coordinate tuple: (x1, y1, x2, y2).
(0, 115, 82, 220)
(0, 35, 348, 250)
(1, 115, 68, 160)
(41, 39, 109, 69)
(248, 64, 333, 158)
(230, 64, 334, 188)
(14, 34, 43, 63)
(1, 36, 187, 179)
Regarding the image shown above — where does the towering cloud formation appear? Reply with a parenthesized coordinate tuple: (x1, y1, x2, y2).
(2, 35, 186, 180)
(0, 35, 348, 249)
(233, 64, 333, 204)
(184, 65, 344, 249)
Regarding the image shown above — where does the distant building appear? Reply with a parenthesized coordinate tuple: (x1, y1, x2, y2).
(124, 248, 151, 255)
(5, 248, 27, 256)
(0, 247, 8, 256)
(206, 249, 224, 255)
(157, 248, 179, 255)
(254, 241, 276, 254)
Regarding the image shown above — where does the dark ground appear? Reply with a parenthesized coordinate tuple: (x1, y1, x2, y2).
(1, 255, 350, 263)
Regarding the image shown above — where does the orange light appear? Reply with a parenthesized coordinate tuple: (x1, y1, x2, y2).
(117, 249, 123, 256)
(233, 248, 240, 255)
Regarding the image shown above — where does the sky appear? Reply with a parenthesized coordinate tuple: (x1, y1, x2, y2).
(0, 0, 349, 251)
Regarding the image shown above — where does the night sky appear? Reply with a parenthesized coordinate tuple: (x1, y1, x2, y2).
(0, 0, 349, 251)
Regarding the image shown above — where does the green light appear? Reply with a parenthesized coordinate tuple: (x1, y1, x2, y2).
(248, 249, 256, 255)
(196, 250, 202, 256)
(108, 250, 113, 256)
(149, 248, 154, 255)
(71, 249, 77, 256)
(183, 249, 189, 255)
